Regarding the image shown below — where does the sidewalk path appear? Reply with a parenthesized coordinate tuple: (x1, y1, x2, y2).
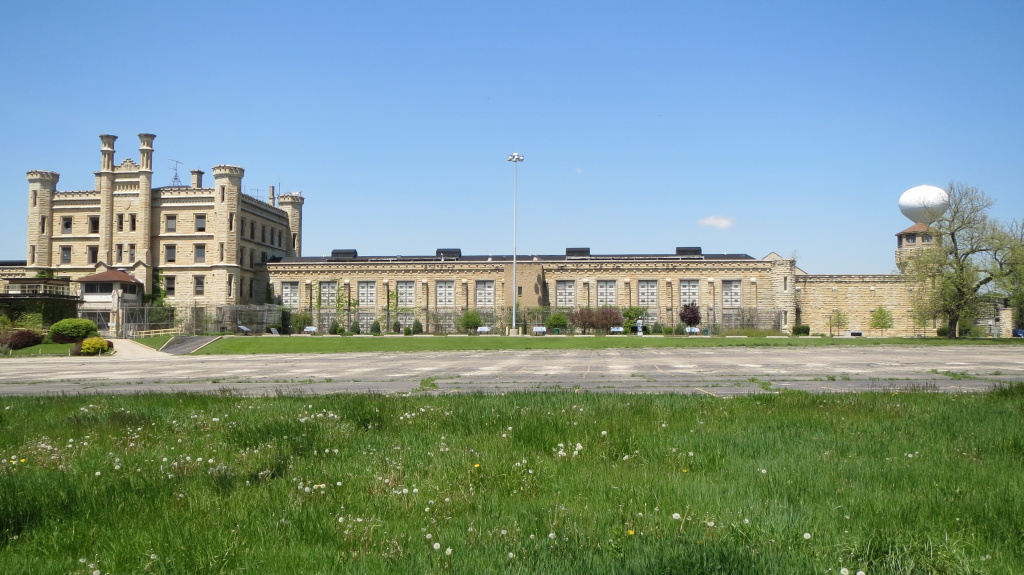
(109, 339, 167, 359)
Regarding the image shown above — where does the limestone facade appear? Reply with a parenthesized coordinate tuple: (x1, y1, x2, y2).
(24, 134, 304, 306)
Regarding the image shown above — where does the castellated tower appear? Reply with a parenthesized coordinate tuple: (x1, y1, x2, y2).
(26, 170, 60, 268)
(277, 193, 304, 257)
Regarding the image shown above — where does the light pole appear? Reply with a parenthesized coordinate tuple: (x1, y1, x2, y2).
(507, 152, 524, 334)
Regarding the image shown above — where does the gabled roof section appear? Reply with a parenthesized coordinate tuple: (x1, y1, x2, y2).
(74, 269, 143, 284)
(896, 222, 931, 236)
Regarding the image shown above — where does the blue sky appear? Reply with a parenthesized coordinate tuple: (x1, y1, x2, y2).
(2, 1, 1021, 274)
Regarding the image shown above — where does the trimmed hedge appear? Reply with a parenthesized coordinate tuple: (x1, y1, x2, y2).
(792, 325, 811, 336)
(1, 329, 44, 350)
(49, 318, 98, 343)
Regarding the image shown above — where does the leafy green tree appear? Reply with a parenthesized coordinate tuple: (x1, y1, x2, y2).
(905, 182, 1014, 338)
(459, 310, 483, 333)
(370, 320, 381, 335)
(545, 312, 569, 332)
(870, 307, 894, 336)
(829, 309, 848, 335)
(622, 306, 646, 332)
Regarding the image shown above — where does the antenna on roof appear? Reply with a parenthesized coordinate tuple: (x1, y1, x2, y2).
(168, 159, 183, 186)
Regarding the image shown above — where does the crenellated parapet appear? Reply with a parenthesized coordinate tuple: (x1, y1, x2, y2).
(27, 170, 60, 184)
(212, 165, 245, 178)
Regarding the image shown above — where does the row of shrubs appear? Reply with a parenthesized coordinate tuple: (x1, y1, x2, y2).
(0, 317, 111, 355)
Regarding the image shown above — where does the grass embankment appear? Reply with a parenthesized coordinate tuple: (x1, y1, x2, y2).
(133, 335, 174, 351)
(1, 389, 1022, 574)
(195, 334, 1024, 355)
(5, 343, 74, 357)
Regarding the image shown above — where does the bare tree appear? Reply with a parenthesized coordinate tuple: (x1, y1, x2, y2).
(905, 182, 1011, 337)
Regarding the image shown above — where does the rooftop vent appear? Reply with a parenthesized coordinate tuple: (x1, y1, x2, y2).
(436, 248, 462, 259)
(566, 247, 591, 257)
(676, 247, 702, 256)
(330, 249, 358, 259)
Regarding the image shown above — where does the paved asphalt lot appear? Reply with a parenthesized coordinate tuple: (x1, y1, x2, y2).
(0, 342, 1021, 396)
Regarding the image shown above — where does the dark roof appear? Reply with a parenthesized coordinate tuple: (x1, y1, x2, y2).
(74, 269, 143, 284)
(268, 252, 756, 265)
(896, 223, 932, 235)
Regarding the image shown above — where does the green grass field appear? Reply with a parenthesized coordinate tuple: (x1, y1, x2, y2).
(193, 334, 1024, 355)
(1, 389, 1021, 574)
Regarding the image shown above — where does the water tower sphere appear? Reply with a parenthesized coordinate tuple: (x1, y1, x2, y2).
(899, 185, 949, 224)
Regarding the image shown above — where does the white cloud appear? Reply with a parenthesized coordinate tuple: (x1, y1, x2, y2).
(698, 215, 733, 229)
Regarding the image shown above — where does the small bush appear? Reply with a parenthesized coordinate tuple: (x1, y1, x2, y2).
(77, 337, 110, 356)
(673, 322, 687, 335)
(651, 322, 664, 334)
(392, 320, 402, 334)
(412, 319, 424, 335)
(329, 319, 340, 335)
(404, 326, 412, 336)
(370, 320, 381, 335)
(0, 345, 10, 356)
(936, 326, 949, 337)
(545, 312, 569, 332)
(14, 313, 44, 332)
(3, 329, 44, 350)
(460, 310, 484, 333)
(349, 321, 361, 335)
(49, 318, 98, 343)
(792, 324, 811, 336)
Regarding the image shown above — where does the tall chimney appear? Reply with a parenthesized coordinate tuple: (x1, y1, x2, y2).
(190, 169, 204, 189)
(268, 185, 276, 206)
(99, 135, 117, 172)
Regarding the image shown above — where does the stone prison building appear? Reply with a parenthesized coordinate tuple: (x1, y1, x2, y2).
(1, 133, 1014, 337)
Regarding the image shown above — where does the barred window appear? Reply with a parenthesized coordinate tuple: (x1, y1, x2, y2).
(638, 280, 658, 308)
(397, 281, 416, 306)
(320, 281, 338, 306)
(722, 280, 742, 307)
(679, 279, 699, 306)
(475, 280, 495, 307)
(436, 280, 455, 307)
(281, 282, 300, 307)
(358, 281, 376, 307)
(597, 280, 616, 306)
(555, 280, 575, 307)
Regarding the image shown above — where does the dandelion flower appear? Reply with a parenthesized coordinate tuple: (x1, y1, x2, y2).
(840, 569, 850, 575)
(622, 455, 629, 461)
(706, 521, 715, 527)
(549, 532, 556, 540)
(803, 532, 811, 540)
(445, 547, 452, 555)
(94, 471, 101, 477)
(628, 529, 635, 535)
(508, 552, 515, 559)
(433, 542, 441, 550)
(426, 533, 432, 539)
(672, 513, 681, 520)
(474, 463, 480, 468)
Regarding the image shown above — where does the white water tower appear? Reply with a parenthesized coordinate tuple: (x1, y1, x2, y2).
(899, 185, 948, 224)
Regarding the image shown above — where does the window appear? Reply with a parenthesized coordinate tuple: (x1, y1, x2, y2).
(195, 214, 206, 232)
(128, 244, 136, 261)
(597, 280, 616, 306)
(679, 279, 699, 306)
(638, 280, 658, 318)
(39, 216, 46, 234)
(783, 276, 788, 291)
(320, 281, 338, 306)
(261, 225, 266, 243)
(248, 278, 253, 299)
(116, 244, 123, 263)
(358, 281, 376, 307)
(117, 214, 124, 232)
(436, 280, 455, 307)
(194, 275, 205, 296)
(397, 281, 415, 306)
(220, 186, 225, 202)
(722, 280, 742, 307)
(249, 249, 254, 268)
(250, 221, 255, 239)
(165, 276, 176, 296)
(129, 213, 137, 231)
(89, 216, 99, 234)
(229, 213, 234, 232)
(219, 242, 224, 262)
(61, 216, 72, 234)
(358, 312, 375, 333)
(165, 244, 176, 263)
(905, 235, 916, 244)
(475, 280, 495, 307)
(281, 282, 300, 307)
(397, 311, 415, 329)
(194, 244, 206, 263)
(555, 280, 575, 307)
(261, 251, 267, 263)
(29, 245, 35, 264)
(60, 246, 71, 264)
(278, 229, 283, 247)
(87, 246, 99, 264)
(922, 234, 932, 243)
(31, 190, 36, 207)
(166, 214, 177, 232)
(227, 274, 234, 297)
